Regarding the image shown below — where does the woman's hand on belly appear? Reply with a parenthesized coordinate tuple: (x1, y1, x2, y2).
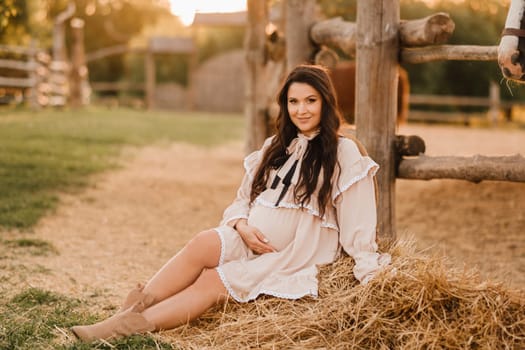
(235, 219, 277, 254)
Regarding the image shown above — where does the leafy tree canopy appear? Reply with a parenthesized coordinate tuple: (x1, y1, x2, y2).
(0, 0, 20, 30)
(0, 0, 171, 82)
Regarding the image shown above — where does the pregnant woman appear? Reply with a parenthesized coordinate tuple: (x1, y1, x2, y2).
(71, 64, 390, 342)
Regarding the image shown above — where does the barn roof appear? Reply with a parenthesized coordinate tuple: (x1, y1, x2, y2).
(192, 7, 282, 27)
(192, 12, 246, 27)
(149, 37, 195, 54)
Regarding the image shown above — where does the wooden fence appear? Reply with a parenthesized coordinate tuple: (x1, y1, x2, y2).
(246, 1, 525, 242)
(355, 2, 524, 240)
(85, 37, 195, 109)
(408, 82, 510, 125)
(0, 44, 69, 108)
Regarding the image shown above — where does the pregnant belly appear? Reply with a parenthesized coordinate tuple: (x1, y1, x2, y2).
(247, 204, 299, 252)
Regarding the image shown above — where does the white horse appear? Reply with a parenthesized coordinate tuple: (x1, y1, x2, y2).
(499, 0, 525, 81)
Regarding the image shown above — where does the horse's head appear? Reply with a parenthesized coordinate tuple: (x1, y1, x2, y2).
(499, 0, 525, 82)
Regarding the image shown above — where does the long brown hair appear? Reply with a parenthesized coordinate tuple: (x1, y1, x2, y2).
(250, 65, 343, 216)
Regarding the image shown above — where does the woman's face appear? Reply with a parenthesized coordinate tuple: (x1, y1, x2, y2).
(287, 82, 322, 136)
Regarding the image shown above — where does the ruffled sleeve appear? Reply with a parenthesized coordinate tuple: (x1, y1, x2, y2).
(335, 138, 391, 284)
(220, 136, 274, 227)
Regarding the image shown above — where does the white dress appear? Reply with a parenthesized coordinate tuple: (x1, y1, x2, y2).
(213, 134, 391, 302)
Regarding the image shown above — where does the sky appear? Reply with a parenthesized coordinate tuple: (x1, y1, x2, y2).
(167, 0, 508, 27)
(169, 0, 247, 26)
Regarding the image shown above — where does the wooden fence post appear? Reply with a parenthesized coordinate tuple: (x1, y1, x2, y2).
(356, 0, 400, 243)
(187, 34, 197, 111)
(70, 18, 89, 107)
(285, 0, 317, 72)
(245, 0, 269, 153)
(145, 41, 155, 109)
(489, 81, 500, 127)
(27, 41, 40, 110)
(52, 2, 75, 62)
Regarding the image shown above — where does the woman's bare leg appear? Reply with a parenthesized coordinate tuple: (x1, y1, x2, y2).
(70, 231, 225, 341)
(142, 269, 227, 330)
(143, 229, 222, 303)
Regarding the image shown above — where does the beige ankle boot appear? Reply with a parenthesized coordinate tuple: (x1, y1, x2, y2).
(117, 283, 156, 313)
(71, 302, 155, 342)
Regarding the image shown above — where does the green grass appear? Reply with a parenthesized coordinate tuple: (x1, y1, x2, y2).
(0, 287, 173, 350)
(2, 238, 58, 256)
(0, 106, 243, 230)
(0, 107, 242, 348)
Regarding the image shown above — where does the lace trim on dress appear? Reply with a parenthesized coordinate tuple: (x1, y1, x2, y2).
(215, 266, 244, 302)
(254, 157, 377, 214)
(243, 136, 275, 181)
(255, 197, 320, 216)
(217, 259, 320, 302)
(243, 153, 258, 181)
(213, 227, 227, 266)
(217, 270, 318, 302)
(332, 157, 379, 200)
(222, 214, 248, 227)
(321, 222, 339, 231)
(255, 289, 318, 301)
(254, 197, 339, 232)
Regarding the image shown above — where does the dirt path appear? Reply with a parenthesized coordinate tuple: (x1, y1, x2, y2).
(396, 124, 525, 289)
(2, 142, 245, 307)
(2, 125, 524, 310)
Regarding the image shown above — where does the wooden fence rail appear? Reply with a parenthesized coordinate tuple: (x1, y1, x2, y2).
(408, 81, 513, 125)
(411, 82, 525, 126)
(398, 154, 525, 183)
(0, 44, 69, 108)
(410, 94, 499, 108)
(85, 38, 195, 109)
(308, 4, 525, 239)
(401, 45, 498, 63)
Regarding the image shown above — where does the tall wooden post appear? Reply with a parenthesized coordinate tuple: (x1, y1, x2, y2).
(245, 0, 269, 153)
(285, 0, 317, 72)
(489, 81, 500, 127)
(356, 0, 400, 243)
(145, 41, 155, 109)
(70, 18, 89, 107)
(187, 36, 197, 111)
(52, 2, 75, 62)
(28, 41, 40, 110)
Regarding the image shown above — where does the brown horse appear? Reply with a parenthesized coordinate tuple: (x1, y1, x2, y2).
(498, 0, 525, 82)
(328, 61, 410, 125)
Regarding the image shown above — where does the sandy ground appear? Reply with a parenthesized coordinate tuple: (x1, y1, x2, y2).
(395, 124, 525, 290)
(1, 124, 524, 312)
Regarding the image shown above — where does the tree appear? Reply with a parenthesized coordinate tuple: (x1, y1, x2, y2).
(0, 1, 171, 84)
(0, 0, 32, 45)
(0, 0, 19, 30)
(58, 0, 170, 84)
(402, 0, 524, 102)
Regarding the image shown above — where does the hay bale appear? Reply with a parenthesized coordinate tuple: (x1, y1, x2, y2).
(161, 240, 525, 349)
